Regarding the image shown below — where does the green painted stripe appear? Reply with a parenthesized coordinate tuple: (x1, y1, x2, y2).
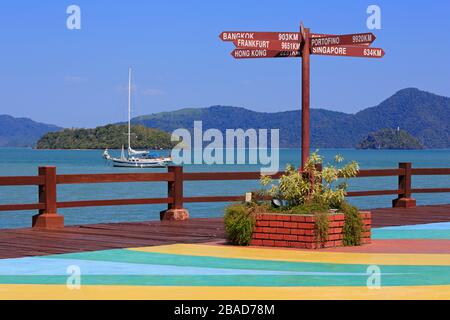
(1, 272, 450, 287)
(373, 229, 450, 240)
(39, 249, 450, 287)
(46, 249, 394, 273)
(48, 249, 450, 275)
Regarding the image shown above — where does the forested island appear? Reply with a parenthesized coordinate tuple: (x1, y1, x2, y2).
(36, 124, 175, 150)
(357, 128, 424, 150)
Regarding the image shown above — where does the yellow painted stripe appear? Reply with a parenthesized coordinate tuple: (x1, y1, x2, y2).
(129, 244, 450, 266)
(1, 284, 450, 300)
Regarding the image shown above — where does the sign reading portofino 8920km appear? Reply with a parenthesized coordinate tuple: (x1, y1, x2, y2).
(219, 22, 384, 168)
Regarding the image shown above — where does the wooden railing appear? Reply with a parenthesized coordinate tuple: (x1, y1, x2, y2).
(0, 163, 449, 229)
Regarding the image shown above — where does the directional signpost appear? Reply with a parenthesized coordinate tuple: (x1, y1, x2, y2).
(220, 23, 384, 169)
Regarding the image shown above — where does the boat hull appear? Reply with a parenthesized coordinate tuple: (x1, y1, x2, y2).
(110, 159, 171, 168)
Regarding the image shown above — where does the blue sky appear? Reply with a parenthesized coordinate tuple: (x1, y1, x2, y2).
(0, 0, 449, 128)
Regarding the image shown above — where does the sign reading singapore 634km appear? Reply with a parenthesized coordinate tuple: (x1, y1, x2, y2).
(219, 22, 385, 168)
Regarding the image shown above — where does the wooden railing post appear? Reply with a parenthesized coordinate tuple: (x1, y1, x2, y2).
(393, 162, 417, 208)
(32, 166, 64, 229)
(160, 166, 189, 221)
(168, 166, 183, 210)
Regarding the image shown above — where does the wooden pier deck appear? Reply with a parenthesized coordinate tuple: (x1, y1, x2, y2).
(0, 204, 449, 259)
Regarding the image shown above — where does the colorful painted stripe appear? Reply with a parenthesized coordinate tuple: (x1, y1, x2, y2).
(373, 222, 450, 240)
(130, 244, 450, 266)
(0, 246, 447, 287)
(1, 284, 450, 300)
(1, 222, 450, 300)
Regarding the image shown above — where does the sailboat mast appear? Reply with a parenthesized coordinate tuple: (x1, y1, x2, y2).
(128, 67, 131, 150)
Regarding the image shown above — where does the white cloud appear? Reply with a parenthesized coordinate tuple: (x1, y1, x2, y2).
(64, 75, 86, 84)
(115, 84, 165, 96)
(141, 88, 166, 96)
(116, 84, 138, 93)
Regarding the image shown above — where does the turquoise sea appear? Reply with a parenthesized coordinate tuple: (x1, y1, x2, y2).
(0, 148, 449, 229)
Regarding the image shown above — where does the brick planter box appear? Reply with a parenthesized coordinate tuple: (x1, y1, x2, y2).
(251, 212, 371, 249)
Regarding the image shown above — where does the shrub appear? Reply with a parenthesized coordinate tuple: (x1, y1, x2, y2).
(283, 197, 329, 215)
(314, 211, 330, 247)
(225, 152, 365, 248)
(261, 152, 359, 209)
(258, 152, 364, 247)
(340, 201, 364, 246)
(224, 204, 255, 246)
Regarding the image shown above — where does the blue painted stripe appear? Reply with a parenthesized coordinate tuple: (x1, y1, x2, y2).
(0, 257, 386, 277)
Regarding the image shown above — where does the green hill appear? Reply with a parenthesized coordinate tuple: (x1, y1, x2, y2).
(357, 128, 424, 150)
(36, 124, 175, 149)
(353, 88, 449, 148)
(6, 88, 450, 149)
(0, 115, 61, 147)
(130, 88, 450, 149)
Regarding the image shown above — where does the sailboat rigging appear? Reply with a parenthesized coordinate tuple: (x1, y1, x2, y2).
(103, 68, 172, 168)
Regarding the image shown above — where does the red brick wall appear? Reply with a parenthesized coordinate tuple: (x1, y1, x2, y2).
(360, 211, 372, 245)
(251, 211, 371, 249)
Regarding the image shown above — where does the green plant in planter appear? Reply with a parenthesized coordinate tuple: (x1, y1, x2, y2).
(260, 152, 363, 247)
(224, 203, 255, 246)
(224, 152, 364, 247)
(261, 152, 359, 209)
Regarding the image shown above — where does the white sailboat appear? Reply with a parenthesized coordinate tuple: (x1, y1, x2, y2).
(103, 68, 172, 168)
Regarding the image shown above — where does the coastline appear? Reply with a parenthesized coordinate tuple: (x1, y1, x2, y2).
(2, 147, 447, 151)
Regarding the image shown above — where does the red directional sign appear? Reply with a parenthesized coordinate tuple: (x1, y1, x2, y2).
(231, 49, 301, 59)
(310, 33, 376, 47)
(311, 45, 385, 58)
(311, 33, 335, 38)
(221, 31, 349, 43)
(231, 33, 375, 51)
(233, 39, 301, 51)
(220, 31, 301, 42)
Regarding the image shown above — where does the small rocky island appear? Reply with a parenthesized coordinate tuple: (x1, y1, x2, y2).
(357, 128, 424, 150)
(36, 124, 175, 149)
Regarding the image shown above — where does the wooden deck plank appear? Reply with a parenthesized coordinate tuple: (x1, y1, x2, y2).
(0, 204, 449, 259)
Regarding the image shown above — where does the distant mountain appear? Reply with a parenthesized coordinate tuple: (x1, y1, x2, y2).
(358, 128, 424, 150)
(7, 88, 450, 149)
(353, 88, 449, 148)
(130, 88, 450, 149)
(0, 115, 61, 147)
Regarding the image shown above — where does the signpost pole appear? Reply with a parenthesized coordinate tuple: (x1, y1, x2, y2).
(301, 27, 311, 170)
